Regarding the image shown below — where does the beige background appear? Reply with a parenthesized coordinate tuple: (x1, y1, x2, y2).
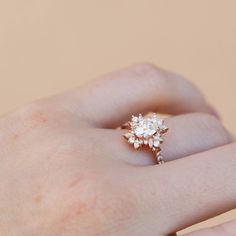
(0, 0, 235, 234)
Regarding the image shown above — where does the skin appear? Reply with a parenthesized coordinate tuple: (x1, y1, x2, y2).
(0, 63, 235, 236)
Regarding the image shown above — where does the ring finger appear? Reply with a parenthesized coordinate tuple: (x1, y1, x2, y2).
(90, 113, 229, 165)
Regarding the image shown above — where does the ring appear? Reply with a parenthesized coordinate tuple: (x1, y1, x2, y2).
(122, 113, 169, 164)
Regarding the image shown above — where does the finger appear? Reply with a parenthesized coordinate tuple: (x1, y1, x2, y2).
(132, 143, 236, 234)
(64, 63, 218, 128)
(183, 219, 236, 236)
(104, 113, 229, 165)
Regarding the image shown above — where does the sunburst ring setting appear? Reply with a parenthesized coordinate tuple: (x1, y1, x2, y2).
(122, 113, 169, 164)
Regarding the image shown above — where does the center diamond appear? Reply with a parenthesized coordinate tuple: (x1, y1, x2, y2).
(124, 114, 168, 152)
(133, 117, 159, 139)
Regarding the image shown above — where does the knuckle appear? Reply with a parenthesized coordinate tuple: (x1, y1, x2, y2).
(131, 63, 169, 91)
(195, 113, 229, 145)
(13, 101, 60, 131)
(133, 62, 163, 78)
(17, 101, 46, 116)
(133, 64, 204, 103)
(17, 102, 49, 122)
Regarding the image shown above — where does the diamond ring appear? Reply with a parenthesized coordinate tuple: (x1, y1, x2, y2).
(122, 113, 169, 164)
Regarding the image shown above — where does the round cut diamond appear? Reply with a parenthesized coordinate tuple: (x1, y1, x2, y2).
(133, 116, 159, 138)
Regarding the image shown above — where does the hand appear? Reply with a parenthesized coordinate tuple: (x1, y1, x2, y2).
(0, 64, 234, 236)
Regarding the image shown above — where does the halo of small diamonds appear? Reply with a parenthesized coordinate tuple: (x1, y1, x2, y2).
(123, 113, 168, 164)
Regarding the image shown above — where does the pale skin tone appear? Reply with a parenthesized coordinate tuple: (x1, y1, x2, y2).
(0, 63, 235, 236)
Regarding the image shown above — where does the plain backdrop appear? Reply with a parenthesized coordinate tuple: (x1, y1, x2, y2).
(0, 0, 235, 234)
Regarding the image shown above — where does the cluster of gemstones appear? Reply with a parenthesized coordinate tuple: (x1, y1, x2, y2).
(123, 114, 168, 153)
